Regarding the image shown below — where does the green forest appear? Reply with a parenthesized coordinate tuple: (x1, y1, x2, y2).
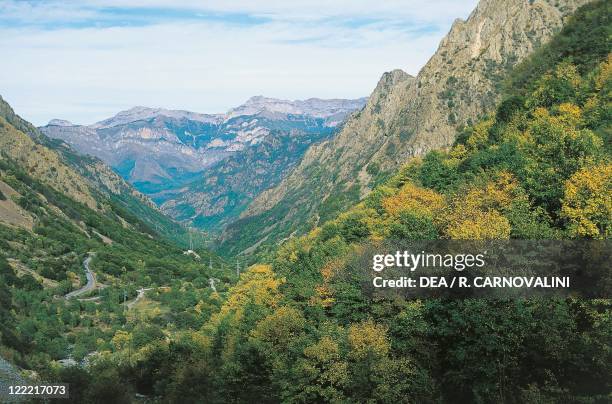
(0, 1, 610, 403)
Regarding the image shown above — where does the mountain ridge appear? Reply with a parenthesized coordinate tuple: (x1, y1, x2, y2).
(0, 94, 190, 244)
(45, 96, 368, 129)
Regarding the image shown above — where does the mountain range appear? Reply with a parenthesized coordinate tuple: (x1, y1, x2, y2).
(38, 0, 592, 257)
(41, 96, 366, 230)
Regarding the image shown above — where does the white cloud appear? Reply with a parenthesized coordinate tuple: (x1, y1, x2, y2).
(0, 1, 478, 125)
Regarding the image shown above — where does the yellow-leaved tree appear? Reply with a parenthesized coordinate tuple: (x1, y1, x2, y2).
(201, 264, 283, 361)
(293, 333, 350, 403)
(443, 172, 521, 239)
(382, 182, 445, 218)
(561, 164, 611, 239)
(379, 182, 446, 240)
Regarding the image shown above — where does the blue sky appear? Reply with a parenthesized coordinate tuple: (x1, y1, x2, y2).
(0, 0, 478, 125)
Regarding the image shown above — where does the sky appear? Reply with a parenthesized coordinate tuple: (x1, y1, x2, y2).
(0, 0, 478, 126)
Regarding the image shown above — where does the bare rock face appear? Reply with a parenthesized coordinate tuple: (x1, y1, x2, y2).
(369, 0, 592, 173)
(230, 0, 591, 254)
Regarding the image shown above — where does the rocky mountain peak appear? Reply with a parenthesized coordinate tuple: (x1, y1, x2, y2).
(47, 119, 74, 127)
(374, 69, 413, 92)
(91, 106, 224, 129)
(374, 0, 592, 164)
(226, 96, 367, 120)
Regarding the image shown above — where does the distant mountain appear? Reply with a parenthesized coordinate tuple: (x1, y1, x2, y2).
(40, 96, 367, 230)
(226, 96, 368, 123)
(92, 106, 223, 128)
(41, 108, 225, 187)
(219, 0, 592, 256)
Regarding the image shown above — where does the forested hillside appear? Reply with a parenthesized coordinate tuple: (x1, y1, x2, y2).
(23, 1, 610, 402)
(195, 3, 610, 401)
(221, 0, 593, 257)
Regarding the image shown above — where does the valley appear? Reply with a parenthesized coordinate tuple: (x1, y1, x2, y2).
(0, 0, 610, 402)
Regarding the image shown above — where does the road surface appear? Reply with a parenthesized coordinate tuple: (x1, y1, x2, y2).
(209, 278, 220, 292)
(126, 288, 153, 309)
(65, 254, 96, 299)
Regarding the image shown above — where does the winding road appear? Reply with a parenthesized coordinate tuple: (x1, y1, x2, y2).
(65, 254, 96, 299)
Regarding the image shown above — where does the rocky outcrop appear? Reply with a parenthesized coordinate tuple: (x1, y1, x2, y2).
(367, 0, 592, 173)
